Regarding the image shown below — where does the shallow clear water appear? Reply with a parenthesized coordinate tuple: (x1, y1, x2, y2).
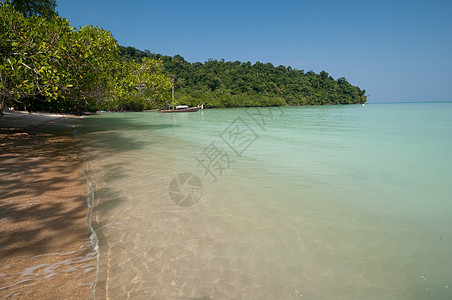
(81, 103, 452, 299)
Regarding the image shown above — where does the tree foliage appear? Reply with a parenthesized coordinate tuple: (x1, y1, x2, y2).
(0, 2, 117, 111)
(103, 57, 171, 111)
(119, 46, 367, 108)
(0, 2, 171, 113)
(9, 0, 57, 18)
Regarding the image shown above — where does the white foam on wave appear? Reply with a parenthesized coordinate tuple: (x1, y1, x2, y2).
(83, 159, 100, 300)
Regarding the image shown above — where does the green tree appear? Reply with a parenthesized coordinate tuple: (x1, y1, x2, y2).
(60, 25, 119, 110)
(9, 0, 57, 18)
(1, 3, 172, 113)
(0, 2, 65, 113)
(104, 57, 171, 111)
(0, 2, 120, 113)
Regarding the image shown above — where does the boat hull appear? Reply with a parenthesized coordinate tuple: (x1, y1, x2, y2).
(159, 107, 200, 113)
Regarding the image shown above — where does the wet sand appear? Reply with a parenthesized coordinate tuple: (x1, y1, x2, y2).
(0, 112, 96, 299)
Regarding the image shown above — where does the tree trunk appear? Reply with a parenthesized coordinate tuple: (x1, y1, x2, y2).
(0, 95, 5, 116)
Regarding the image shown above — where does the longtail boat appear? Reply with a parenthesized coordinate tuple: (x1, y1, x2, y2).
(159, 105, 200, 113)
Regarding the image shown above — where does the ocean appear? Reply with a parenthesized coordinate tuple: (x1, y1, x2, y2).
(80, 102, 452, 299)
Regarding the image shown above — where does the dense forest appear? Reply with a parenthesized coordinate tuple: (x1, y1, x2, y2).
(119, 46, 367, 108)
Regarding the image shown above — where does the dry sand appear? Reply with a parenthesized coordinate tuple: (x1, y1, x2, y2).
(0, 111, 96, 299)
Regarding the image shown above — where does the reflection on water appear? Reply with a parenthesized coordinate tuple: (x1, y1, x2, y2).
(82, 104, 452, 299)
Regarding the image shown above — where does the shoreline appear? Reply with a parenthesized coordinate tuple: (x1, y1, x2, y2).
(0, 111, 96, 299)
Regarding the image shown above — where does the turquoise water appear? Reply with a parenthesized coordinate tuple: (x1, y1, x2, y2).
(81, 103, 452, 299)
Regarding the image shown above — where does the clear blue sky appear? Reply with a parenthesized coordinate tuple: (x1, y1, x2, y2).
(57, 0, 451, 103)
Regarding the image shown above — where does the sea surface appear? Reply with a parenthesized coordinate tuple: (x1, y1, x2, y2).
(80, 103, 452, 299)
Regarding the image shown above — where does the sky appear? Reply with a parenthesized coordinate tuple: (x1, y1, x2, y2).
(56, 0, 452, 103)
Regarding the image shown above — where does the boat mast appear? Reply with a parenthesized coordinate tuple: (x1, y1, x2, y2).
(171, 75, 175, 101)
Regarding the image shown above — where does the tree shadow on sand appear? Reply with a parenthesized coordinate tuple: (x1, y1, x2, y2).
(0, 114, 175, 259)
(1, 120, 88, 258)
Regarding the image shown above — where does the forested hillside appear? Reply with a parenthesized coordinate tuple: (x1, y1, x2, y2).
(1, 0, 367, 114)
(119, 46, 367, 108)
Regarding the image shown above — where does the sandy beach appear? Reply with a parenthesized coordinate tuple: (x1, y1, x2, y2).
(0, 111, 96, 299)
